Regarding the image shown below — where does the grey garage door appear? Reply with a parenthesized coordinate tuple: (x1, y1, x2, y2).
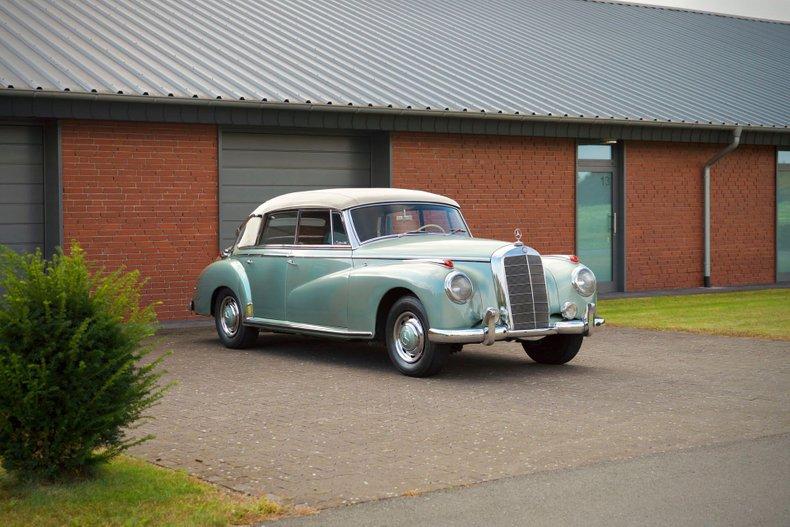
(0, 125, 44, 253)
(219, 132, 372, 248)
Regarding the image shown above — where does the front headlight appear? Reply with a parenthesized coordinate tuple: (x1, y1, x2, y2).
(571, 266, 597, 297)
(445, 271, 473, 303)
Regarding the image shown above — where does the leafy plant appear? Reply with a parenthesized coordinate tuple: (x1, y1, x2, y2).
(0, 244, 168, 480)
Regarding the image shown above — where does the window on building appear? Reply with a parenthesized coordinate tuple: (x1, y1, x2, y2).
(577, 144, 613, 160)
(778, 151, 790, 281)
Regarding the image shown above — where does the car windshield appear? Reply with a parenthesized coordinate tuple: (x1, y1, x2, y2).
(350, 203, 470, 243)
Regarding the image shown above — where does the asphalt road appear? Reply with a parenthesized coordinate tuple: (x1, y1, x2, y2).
(266, 434, 789, 526)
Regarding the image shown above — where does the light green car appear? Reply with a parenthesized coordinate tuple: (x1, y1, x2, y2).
(191, 188, 604, 377)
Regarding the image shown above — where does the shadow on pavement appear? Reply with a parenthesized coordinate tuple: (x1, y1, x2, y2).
(190, 331, 600, 381)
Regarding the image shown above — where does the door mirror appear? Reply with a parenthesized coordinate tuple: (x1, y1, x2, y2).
(220, 245, 233, 259)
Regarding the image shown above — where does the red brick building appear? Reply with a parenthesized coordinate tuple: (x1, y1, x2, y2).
(0, 0, 788, 320)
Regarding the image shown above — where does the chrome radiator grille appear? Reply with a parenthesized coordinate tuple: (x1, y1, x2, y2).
(503, 254, 550, 330)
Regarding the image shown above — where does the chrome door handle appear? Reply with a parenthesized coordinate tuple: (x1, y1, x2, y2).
(287, 258, 297, 266)
(245, 259, 253, 264)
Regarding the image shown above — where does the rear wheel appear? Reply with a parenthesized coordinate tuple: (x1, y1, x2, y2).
(385, 296, 450, 377)
(214, 289, 259, 349)
(521, 334, 583, 365)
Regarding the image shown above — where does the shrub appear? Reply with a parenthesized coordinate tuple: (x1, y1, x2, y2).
(0, 244, 168, 480)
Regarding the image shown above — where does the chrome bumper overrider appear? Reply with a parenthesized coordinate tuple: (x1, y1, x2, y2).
(428, 303, 605, 345)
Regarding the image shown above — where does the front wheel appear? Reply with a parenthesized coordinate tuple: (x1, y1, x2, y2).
(214, 289, 259, 349)
(521, 334, 583, 365)
(385, 296, 450, 377)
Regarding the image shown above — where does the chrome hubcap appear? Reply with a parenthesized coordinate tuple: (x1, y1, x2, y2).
(393, 311, 425, 364)
(219, 296, 240, 337)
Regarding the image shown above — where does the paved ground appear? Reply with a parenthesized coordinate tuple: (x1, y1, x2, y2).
(132, 325, 789, 511)
(268, 434, 790, 526)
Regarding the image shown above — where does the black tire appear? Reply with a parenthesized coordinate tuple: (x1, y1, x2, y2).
(521, 334, 583, 365)
(214, 288, 259, 349)
(385, 296, 450, 377)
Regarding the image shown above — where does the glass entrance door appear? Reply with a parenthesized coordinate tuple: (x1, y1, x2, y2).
(577, 171, 613, 283)
(576, 144, 621, 292)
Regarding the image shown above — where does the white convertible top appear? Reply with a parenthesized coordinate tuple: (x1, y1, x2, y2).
(251, 188, 459, 216)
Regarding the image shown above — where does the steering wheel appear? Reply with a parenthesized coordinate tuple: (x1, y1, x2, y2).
(415, 223, 446, 234)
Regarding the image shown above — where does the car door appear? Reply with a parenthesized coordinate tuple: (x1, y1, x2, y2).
(240, 210, 298, 322)
(286, 209, 352, 329)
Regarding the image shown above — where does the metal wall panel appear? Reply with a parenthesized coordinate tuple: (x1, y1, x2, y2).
(219, 131, 372, 248)
(0, 0, 788, 129)
(0, 124, 44, 253)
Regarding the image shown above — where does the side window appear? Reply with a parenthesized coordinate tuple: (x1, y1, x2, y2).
(331, 211, 349, 245)
(259, 211, 298, 245)
(296, 210, 331, 245)
(236, 216, 263, 248)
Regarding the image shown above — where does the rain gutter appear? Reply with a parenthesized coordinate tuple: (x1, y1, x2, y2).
(703, 126, 742, 287)
(0, 89, 785, 132)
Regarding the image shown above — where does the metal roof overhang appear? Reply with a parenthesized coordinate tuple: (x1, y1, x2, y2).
(1, 89, 788, 146)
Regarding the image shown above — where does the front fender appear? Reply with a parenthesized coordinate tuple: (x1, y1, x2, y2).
(541, 256, 598, 316)
(347, 260, 489, 335)
(192, 258, 253, 316)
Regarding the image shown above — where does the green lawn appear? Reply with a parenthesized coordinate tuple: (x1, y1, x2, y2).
(598, 289, 790, 340)
(0, 456, 283, 527)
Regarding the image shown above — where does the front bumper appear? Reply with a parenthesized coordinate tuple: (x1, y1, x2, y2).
(428, 303, 605, 345)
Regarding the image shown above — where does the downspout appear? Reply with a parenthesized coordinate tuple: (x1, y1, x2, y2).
(703, 126, 742, 287)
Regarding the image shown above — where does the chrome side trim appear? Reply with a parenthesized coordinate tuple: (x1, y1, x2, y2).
(352, 255, 491, 262)
(289, 248, 353, 258)
(244, 317, 373, 339)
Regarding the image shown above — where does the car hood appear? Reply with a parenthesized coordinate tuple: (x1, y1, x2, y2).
(353, 236, 512, 261)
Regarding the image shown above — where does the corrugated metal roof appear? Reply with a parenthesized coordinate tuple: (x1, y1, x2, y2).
(0, 0, 788, 128)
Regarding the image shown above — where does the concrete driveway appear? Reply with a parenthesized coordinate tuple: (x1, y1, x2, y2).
(132, 325, 789, 511)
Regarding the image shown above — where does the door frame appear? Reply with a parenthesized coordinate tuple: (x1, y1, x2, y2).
(575, 141, 625, 293)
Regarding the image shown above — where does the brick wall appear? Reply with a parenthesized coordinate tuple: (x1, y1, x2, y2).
(624, 141, 707, 290)
(394, 132, 776, 291)
(58, 124, 775, 320)
(391, 132, 576, 254)
(61, 120, 218, 320)
(625, 142, 775, 290)
(710, 145, 775, 285)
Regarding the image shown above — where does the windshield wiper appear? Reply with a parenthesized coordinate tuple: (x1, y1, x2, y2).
(397, 229, 426, 238)
(448, 228, 467, 235)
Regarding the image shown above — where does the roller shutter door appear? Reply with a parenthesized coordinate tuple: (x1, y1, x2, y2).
(219, 132, 372, 248)
(0, 125, 44, 253)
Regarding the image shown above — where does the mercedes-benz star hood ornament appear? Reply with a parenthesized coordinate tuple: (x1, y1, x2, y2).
(514, 228, 523, 246)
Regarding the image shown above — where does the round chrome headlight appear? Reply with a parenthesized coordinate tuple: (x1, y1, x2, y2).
(445, 271, 473, 303)
(571, 266, 597, 297)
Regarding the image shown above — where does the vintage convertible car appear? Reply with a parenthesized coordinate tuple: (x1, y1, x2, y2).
(191, 188, 604, 377)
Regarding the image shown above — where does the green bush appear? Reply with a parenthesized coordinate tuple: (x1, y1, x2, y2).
(0, 244, 168, 480)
